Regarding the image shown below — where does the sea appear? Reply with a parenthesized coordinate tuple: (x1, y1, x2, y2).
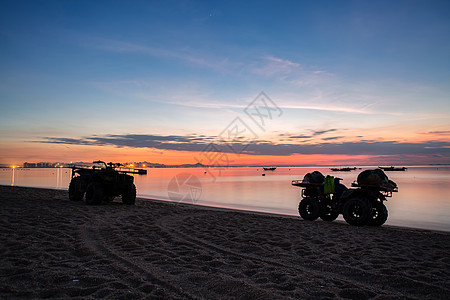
(1, 166, 449, 232)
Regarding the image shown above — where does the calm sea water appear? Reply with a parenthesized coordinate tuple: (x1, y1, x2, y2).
(1, 166, 449, 232)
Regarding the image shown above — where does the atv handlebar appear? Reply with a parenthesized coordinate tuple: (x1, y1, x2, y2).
(92, 160, 107, 168)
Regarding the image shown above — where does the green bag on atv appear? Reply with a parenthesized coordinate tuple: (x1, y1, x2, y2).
(323, 175, 335, 195)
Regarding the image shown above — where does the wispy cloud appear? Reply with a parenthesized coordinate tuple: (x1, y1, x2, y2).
(282, 103, 377, 114)
(250, 55, 301, 77)
(287, 129, 339, 140)
(311, 129, 338, 136)
(322, 136, 344, 141)
(420, 130, 450, 136)
(137, 92, 245, 110)
(289, 135, 312, 139)
(81, 37, 448, 120)
(85, 37, 323, 82)
(83, 36, 241, 72)
(39, 134, 212, 152)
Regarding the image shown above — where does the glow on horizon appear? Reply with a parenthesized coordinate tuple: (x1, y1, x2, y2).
(1, 141, 447, 167)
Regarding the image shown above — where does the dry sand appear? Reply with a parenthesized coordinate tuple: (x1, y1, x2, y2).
(0, 185, 449, 299)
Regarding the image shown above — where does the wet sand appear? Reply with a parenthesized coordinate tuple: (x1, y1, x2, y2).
(1, 185, 449, 299)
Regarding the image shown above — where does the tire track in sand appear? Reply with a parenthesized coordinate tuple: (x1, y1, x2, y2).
(155, 212, 446, 299)
(79, 225, 197, 299)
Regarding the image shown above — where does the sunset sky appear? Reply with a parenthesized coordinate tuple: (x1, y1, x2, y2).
(1, 0, 449, 166)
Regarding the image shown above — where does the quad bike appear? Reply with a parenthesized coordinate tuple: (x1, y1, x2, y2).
(292, 170, 398, 226)
(68, 160, 146, 205)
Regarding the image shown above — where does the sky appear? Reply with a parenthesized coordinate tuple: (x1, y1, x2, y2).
(1, 0, 449, 166)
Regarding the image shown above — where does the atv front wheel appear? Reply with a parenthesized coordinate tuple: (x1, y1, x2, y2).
(85, 182, 104, 205)
(298, 197, 320, 221)
(367, 201, 388, 226)
(122, 183, 136, 205)
(343, 198, 371, 226)
(69, 177, 84, 201)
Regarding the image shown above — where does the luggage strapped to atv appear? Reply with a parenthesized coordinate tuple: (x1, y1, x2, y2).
(292, 169, 398, 227)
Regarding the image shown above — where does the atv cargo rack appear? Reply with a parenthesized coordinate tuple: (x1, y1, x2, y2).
(115, 167, 147, 175)
(351, 182, 398, 197)
(70, 161, 147, 177)
(292, 180, 323, 198)
(291, 180, 321, 188)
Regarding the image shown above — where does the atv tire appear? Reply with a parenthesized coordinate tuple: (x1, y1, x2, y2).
(343, 197, 371, 226)
(368, 201, 388, 226)
(122, 183, 136, 205)
(320, 202, 339, 222)
(85, 182, 104, 205)
(298, 197, 320, 221)
(69, 177, 84, 201)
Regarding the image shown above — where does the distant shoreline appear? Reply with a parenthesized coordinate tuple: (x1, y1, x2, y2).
(2, 164, 450, 169)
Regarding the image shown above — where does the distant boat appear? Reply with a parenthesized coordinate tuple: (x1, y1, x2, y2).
(379, 166, 407, 171)
(263, 167, 277, 171)
(330, 167, 356, 172)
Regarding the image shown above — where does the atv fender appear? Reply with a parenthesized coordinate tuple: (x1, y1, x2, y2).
(341, 189, 370, 201)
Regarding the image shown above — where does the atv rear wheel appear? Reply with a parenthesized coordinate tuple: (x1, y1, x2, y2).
(85, 182, 104, 205)
(320, 203, 339, 222)
(367, 201, 388, 226)
(69, 177, 84, 201)
(122, 183, 136, 205)
(298, 197, 320, 221)
(343, 198, 371, 226)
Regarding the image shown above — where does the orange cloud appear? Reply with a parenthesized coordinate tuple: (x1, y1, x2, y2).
(1, 137, 449, 166)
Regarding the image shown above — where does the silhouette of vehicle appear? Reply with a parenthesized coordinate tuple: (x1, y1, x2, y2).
(68, 160, 146, 205)
(292, 169, 398, 226)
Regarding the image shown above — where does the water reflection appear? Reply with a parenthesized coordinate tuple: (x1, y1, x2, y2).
(0, 168, 72, 190)
(1, 166, 449, 232)
(134, 166, 450, 232)
(11, 168, 15, 186)
(55, 167, 67, 189)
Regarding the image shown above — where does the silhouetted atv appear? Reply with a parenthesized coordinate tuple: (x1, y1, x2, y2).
(69, 160, 146, 205)
(292, 169, 398, 226)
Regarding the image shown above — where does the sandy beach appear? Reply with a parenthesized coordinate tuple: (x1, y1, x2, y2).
(0, 185, 449, 299)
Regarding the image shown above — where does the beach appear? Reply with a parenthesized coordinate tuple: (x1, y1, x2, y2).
(0, 185, 449, 299)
